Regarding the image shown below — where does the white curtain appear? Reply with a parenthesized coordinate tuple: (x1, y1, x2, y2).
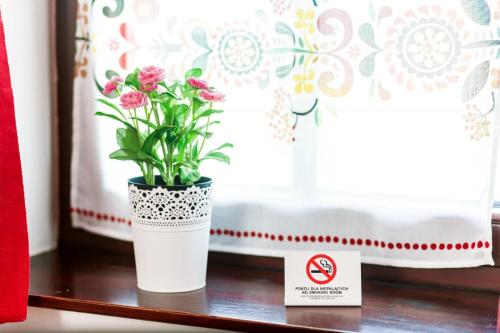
(71, 0, 499, 267)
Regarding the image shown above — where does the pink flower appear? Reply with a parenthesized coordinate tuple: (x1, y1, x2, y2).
(138, 65, 165, 92)
(187, 77, 209, 90)
(199, 90, 225, 102)
(103, 76, 123, 95)
(120, 91, 148, 109)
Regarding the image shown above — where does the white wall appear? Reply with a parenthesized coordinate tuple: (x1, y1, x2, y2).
(0, 1, 56, 255)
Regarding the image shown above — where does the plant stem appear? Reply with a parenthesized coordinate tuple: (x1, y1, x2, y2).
(198, 102, 212, 159)
(152, 102, 170, 182)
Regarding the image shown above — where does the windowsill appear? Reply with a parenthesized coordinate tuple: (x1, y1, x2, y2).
(29, 250, 499, 333)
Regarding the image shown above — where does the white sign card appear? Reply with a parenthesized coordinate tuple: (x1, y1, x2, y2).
(284, 251, 362, 306)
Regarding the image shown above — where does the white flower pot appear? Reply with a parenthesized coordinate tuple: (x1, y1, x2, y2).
(128, 176, 212, 293)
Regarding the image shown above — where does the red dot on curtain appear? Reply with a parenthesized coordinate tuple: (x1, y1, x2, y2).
(471, 242, 475, 249)
(421, 244, 428, 250)
(302, 235, 308, 242)
(349, 238, 355, 245)
(447, 243, 453, 250)
(342, 238, 347, 245)
(270, 234, 275, 240)
(374, 240, 379, 246)
(310, 236, 316, 242)
(357, 239, 363, 245)
(243, 231, 249, 237)
(462, 242, 469, 249)
(318, 236, 324, 242)
(366, 239, 372, 246)
(287, 235, 292, 241)
(396, 243, 402, 249)
(439, 243, 445, 250)
(278, 235, 284, 241)
(381, 241, 386, 248)
(388, 243, 394, 249)
(295, 236, 300, 242)
(404, 243, 411, 249)
(477, 241, 483, 248)
(485, 241, 490, 248)
(413, 243, 419, 250)
(325, 236, 331, 242)
(430, 243, 437, 250)
(455, 243, 462, 250)
(333, 236, 339, 243)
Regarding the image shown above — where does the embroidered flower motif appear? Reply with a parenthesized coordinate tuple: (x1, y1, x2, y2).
(212, 21, 270, 86)
(187, 77, 210, 90)
(138, 65, 165, 92)
(294, 9, 315, 34)
(103, 76, 123, 95)
(218, 32, 262, 75)
(266, 88, 295, 143)
(293, 70, 315, 94)
(120, 91, 148, 109)
(199, 90, 225, 102)
(385, 6, 469, 92)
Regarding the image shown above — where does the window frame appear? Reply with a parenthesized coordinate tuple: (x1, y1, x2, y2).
(55, 0, 499, 292)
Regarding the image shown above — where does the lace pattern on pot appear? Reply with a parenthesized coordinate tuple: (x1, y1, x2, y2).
(128, 184, 212, 232)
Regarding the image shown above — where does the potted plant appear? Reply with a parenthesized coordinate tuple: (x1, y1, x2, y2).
(96, 66, 231, 292)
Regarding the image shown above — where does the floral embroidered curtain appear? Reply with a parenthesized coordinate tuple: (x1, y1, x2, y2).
(71, 0, 499, 267)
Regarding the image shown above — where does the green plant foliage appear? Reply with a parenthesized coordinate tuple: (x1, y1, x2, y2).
(96, 67, 232, 186)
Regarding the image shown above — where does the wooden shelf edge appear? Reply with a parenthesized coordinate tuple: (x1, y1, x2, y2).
(27, 294, 330, 333)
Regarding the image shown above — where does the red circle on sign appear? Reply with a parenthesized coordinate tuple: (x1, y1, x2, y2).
(306, 254, 337, 285)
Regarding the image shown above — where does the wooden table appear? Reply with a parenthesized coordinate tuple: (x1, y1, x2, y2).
(28, 250, 499, 332)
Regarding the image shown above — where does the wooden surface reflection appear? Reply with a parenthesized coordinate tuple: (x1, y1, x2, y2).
(28, 250, 499, 332)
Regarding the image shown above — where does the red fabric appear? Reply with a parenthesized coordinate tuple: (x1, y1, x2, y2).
(0, 10, 29, 323)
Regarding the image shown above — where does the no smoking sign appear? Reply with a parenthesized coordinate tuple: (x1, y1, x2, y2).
(306, 254, 337, 284)
(285, 251, 361, 306)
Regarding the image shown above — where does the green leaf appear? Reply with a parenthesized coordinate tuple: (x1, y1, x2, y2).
(191, 141, 199, 160)
(202, 151, 230, 164)
(109, 149, 137, 161)
(185, 68, 203, 79)
(142, 126, 175, 154)
(116, 127, 141, 151)
(151, 91, 178, 102)
(174, 104, 190, 125)
(179, 165, 201, 185)
(214, 143, 233, 150)
(95, 112, 135, 130)
(196, 108, 223, 119)
(130, 117, 157, 129)
(189, 129, 213, 139)
(109, 149, 163, 171)
(96, 98, 125, 117)
(192, 97, 205, 112)
(125, 69, 140, 89)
